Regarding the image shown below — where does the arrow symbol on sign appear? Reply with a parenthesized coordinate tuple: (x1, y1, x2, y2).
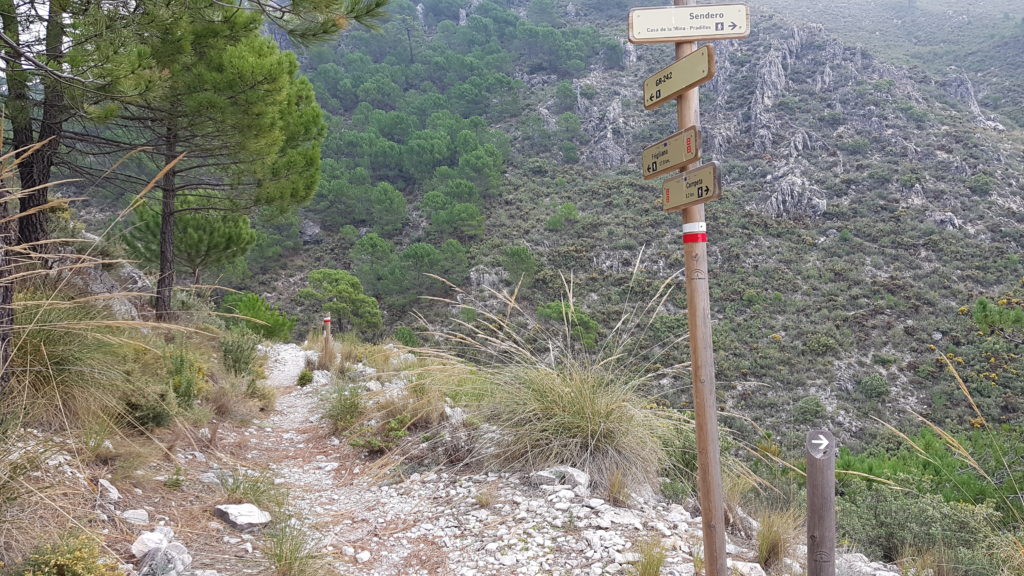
(811, 435, 830, 451)
(729, 22, 738, 30)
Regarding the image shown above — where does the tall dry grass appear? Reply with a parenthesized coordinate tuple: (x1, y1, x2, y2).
(409, 266, 707, 491)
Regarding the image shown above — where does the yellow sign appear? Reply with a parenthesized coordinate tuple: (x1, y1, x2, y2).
(629, 4, 750, 44)
(643, 45, 715, 111)
(642, 126, 700, 180)
(663, 162, 721, 213)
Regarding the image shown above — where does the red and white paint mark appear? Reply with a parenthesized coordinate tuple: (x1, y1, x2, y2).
(683, 222, 707, 244)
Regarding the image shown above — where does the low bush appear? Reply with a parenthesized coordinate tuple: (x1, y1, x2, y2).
(324, 385, 364, 433)
(839, 485, 998, 565)
(10, 534, 122, 576)
(296, 369, 313, 388)
(220, 292, 295, 341)
(168, 346, 205, 409)
(221, 327, 261, 378)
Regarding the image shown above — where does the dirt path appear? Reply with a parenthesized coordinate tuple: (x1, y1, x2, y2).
(203, 344, 893, 576)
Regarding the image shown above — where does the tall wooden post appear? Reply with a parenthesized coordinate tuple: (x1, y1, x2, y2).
(675, 1, 728, 573)
(806, 429, 837, 576)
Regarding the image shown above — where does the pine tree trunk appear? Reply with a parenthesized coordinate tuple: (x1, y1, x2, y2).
(155, 127, 178, 321)
(0, 0, 25, 388)
(12, 0, 67, 248)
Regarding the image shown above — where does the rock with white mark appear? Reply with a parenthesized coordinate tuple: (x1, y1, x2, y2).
(213, 504, 271, 532)
(355, 550, 372, 563)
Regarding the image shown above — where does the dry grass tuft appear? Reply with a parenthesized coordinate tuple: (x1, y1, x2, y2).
(633, 537, 667, 576)
(755, 507, 803, 572)
(410, 269, 691, 492)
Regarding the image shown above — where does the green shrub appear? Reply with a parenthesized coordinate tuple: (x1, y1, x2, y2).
(13, 535, 123, 576)
(858, 373, 890, 399)
(545, 214, 565, 231)
(325, 385, 364, 433)
(502, 245, 538, 288)
(537, 301, 600, 349)
(804, 333, 839, 355)
(793, 396, 826, 424)
(394, 326, 421, 348)
(966, 173, 995, 195)
(221, 327, 262, 378)
(220, 292, 295, 341)
(168, 346, 205, 408)
(349, 415, 411, 454)
(839, 486, 998, 564)
(296, 369, 313, 388)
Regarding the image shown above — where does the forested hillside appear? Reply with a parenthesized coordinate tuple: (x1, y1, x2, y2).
(237, 0, 1024, 451)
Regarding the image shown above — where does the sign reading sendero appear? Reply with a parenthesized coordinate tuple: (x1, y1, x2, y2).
(663, 162, 721, 213)
(643, 45, 715, 110)
(629, 4, 750, 44)
(642, 126, 700, 180)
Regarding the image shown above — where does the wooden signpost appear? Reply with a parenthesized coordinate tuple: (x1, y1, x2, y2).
(629, 3, 751, 575)
(643, 45, 715, 110)
(806, 429, 837, 576)
(663, 161, 721, 211)
(629, 3, 750, 43)
(642, 127, 701, 179)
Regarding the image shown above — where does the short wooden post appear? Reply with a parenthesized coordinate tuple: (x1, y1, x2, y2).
(321, 313, 335, 369)
(806, 429, 837, 576)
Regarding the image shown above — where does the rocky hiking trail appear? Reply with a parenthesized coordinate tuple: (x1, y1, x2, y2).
(120, 343, 905, 576)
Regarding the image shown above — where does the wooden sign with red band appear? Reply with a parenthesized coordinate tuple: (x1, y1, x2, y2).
(663, 162, 722, 213)
(642, 126, 701, 179)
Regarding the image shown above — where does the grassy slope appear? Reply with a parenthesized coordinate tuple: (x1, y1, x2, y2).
(473, 6, 1024, 451)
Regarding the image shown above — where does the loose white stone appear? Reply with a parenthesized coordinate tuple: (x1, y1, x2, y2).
(97, 479, 120, 501)
(356, 550, 372, 563)
(131, 531, 168, 558)
(213, 504, 271, 531)
(122, 509, 149, 525)
(727, 560, 767, 576)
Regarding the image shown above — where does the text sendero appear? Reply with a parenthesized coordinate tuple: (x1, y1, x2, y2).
(690, 12, 724, 20)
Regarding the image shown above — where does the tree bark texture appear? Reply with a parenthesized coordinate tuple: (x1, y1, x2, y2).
(155, 127, 178, 321)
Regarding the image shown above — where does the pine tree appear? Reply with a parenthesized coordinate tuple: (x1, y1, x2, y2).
(124, 192, 257, 285)
(69, 1, 328, 319)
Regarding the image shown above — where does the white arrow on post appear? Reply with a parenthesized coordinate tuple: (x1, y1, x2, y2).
(811, 434, 830, 451)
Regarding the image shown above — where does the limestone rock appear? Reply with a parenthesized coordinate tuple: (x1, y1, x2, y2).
(122, 509, 150, 525)
(727, 560, 767, 576)
(929, 211, 960, 230)
(213, 504, 271, 532)
(759, 172, 827, 219)
(98, 478, 120, 501)
(132, 531, 169, 559)
(139, 541, 192, 576)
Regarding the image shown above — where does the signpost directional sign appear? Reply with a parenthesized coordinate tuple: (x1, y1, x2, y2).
(629, 3, 750, 44)
(663, 161, 721, 213)
(643, 45, 715, 110)
(642, 126, 700, 179)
